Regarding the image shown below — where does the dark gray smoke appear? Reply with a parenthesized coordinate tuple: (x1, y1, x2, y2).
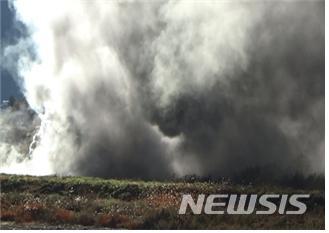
(1, 0, 324, 180)
(150, 1, 324, 178)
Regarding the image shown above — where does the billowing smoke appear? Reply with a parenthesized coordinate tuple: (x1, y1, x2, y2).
(1, 0, 324, 180)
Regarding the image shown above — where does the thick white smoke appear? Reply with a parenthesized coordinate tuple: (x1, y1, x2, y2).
(0, 0, 324, 180)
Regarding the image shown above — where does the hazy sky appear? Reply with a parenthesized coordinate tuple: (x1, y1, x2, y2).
(1, 0, 23, 101)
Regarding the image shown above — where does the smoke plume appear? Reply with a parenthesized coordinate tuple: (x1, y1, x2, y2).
(0, 0, 324, 180)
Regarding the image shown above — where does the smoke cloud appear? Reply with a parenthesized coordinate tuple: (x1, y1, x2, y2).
(0, 0, 324, 180)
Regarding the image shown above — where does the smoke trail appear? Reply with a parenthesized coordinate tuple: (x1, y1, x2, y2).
(0, 0, 324, 180)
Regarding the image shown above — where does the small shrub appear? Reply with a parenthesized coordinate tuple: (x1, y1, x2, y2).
(97, 213, 131, 228)
(53, 208, 75, 223)
(0, 209, 16, 221)
(75, 212, 96, 226)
